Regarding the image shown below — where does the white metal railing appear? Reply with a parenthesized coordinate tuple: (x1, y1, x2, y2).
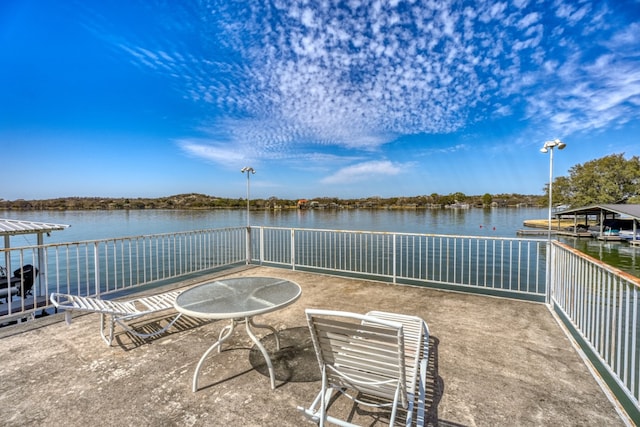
(551, 241, 640, 415)
(1, 225, 638, 420)
(1, 226, 547, 320)
(254, 227, 547, 299)
(0, 227, 246, 319)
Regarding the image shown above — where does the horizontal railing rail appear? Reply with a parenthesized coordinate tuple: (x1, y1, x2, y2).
(550, 241, 640, 419)
(2, 226, 548, 321)
(0, 227, 247, 321)
(253, 227, 547, 300)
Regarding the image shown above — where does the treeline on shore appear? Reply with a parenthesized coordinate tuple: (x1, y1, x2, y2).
(4, 153, 638, 212)
(0, 192, 546, 211)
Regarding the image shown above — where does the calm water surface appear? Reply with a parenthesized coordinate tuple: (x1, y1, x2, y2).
(3, 208, 639, 277)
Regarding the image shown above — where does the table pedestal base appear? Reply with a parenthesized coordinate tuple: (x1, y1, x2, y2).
(192, 316, 281, 392)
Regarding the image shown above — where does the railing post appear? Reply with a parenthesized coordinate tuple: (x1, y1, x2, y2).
(245, 226, 252, 265)
(36, 233, 45, 296)
(259, 226, 264, 265)
(93, 242, 101, 297)
(392, 233, 397, 283)
(4, 236, 11, 290)
(291, 229, 296, 270)
(546, 241, 552, 305)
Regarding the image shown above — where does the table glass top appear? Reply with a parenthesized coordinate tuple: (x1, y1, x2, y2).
(174, 277, 301, 319)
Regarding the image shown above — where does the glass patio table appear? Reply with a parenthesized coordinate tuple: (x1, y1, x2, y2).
(174, 276, 302, 392)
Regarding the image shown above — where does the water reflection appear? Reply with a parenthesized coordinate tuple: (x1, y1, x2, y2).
(561, 236, 640, 277)
(561, 238, 640, 277)
(2, 207, 638, 278)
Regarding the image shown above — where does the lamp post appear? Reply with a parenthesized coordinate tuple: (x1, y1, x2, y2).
(241, 167, 255, 227)
(540, 139, 566, 305)
(540, 139, 566, 240)
(241, 167, 255, 265)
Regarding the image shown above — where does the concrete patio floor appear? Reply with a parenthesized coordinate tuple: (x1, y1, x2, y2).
(0, 265, 628, 426)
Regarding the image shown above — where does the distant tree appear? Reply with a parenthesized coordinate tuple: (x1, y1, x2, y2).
(549, 153, 640, 207)
(482, 193, 492, 206)
(542, 176, 572, 207)
(451, 192, 466, 203)
(438, 194, 455, 205)
(629, 195, 640, 204)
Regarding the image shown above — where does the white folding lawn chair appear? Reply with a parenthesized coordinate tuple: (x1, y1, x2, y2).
(299, 309, 429, 426)
(50, 290, 183, 346)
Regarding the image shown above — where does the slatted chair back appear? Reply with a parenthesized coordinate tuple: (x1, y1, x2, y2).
(306, 310, 408, 410)
(300, 309, 430, 427)
(364, 311, 427, 407)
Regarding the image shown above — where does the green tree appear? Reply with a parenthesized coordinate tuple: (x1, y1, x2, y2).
(550, 153, 640, 207)
(482, 193, 493, 206)
(439, 194, 456, 205)
(451, 192, 466, 203)
(543, 176, 572, 207)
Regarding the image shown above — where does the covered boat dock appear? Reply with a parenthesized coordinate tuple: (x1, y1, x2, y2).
(554, 204, 640, 242)
(0, 218, 69, 314)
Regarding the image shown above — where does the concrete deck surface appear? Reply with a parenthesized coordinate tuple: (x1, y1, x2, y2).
(0, 266, 628, 426)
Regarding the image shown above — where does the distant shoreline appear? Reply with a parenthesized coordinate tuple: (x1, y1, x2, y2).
(0, 193, 545, 211)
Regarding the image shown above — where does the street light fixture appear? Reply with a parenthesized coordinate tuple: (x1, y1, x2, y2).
(540, 139, 565, 305)
(540, 139, 566, 241)
(241, 167, 255, 227)
(241, 167, 255, 265)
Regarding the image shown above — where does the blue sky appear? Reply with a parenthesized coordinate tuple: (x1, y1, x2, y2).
(1, 0, 639, 201)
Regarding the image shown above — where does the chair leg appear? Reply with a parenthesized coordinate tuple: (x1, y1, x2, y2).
(64, 311, 73, 325)
(298, 369, 337, 426)
(415, 358, 428, 427)
(298, 390, 323, 423)
(99, 313, 116, 346)
(319, 367, 328, 427)
(405, 395, 415, 427)
(114, 313, 184, 341)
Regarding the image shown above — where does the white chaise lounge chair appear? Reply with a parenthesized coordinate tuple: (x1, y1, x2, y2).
(299, 309, 429, 427)
(50, 291, 183, 346)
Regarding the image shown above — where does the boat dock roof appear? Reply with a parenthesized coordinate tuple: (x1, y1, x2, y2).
(0, 266, 628, 426)
(0, 218, 70, 237)
(556, 204, 640, 221)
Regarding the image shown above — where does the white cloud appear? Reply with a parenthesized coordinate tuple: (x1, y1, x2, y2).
(606, 22, 640, 50)
(419, 144, 469, 156)
(99, 0, 640, 164)
(517, 12, 540, 29)
(178, 140, 248, 164)
(320, 160, 407, 184)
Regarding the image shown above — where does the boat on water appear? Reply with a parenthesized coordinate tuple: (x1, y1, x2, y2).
(618, 229, 640, 241)
(590, 227, 624, 241)
(445, 202, 470, 209)
(588, 218, 628, 241)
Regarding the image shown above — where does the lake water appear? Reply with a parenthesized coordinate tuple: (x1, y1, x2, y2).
(2, 208, 639, 277)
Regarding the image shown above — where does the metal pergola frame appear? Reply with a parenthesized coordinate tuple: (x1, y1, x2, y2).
(1, 218, 70, 292)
